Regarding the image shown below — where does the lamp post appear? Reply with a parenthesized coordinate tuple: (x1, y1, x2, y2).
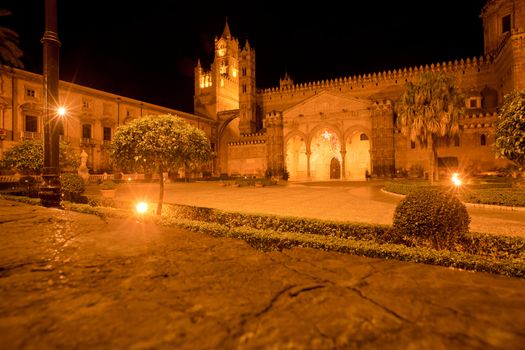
(39, 0, 62, 207)
(116, 97, 121, 126)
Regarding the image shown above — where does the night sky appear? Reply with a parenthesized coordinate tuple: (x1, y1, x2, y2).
(3, 0, 488, 112)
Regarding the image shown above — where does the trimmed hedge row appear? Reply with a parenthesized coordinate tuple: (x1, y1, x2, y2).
(162, 204, 393, 242)
(163, 203, 525, 260)
(159, 216, 525, 278)
(384, 180, 430, 195)
(460, 188, 525, 207)
(384, 180, 525, 207)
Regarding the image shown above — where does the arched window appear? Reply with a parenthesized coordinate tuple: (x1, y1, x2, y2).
(480, 134, 487, 146)
(360, 133, 369, 141)
(410, 141, 416, 149)
(454, 135, 460, 147)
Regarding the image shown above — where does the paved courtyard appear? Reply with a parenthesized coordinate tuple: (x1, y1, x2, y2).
(1, 199, 525, 349)
(103, 180, 525, 237)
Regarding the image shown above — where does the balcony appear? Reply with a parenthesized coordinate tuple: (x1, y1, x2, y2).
(80, 138, 97, 147)
(21, 131, 42, 140)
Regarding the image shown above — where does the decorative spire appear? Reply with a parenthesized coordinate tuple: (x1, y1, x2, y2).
(222, 17, 231, 39)
(244, 39, 250, 49)
(196, 58, 201, 67)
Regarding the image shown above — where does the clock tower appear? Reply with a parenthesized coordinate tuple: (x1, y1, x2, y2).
(194, 19, 240, 119)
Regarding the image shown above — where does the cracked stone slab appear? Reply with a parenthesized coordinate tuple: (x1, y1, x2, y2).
(0, 199, 524, 349)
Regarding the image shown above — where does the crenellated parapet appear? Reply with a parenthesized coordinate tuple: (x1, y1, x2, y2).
(228, 139, 266, 146)
(261, 55, 493, 96)
(460, 112, 498, 129)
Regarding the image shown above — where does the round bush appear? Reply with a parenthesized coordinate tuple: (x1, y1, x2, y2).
(393, 188, 470, 249)
(61, 173, 85, 202)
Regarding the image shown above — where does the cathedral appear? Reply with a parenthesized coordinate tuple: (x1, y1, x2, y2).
(0, 0, 524, 180)
(194, 0, 525, 180)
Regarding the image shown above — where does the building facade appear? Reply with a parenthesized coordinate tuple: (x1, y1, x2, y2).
(1, 0, 523, 180)
(195, 0, 525, 180)
(0, 68, 215, 173)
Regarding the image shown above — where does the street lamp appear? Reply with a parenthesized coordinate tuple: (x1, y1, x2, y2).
(57, 106, 66, 117)
(116, 97, 121, 126)
(39, 0, 62, 207)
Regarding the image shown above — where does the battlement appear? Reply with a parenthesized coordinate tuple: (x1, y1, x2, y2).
(228, 139, 266, 146)
(261, 55, 493, 96)
(461, 112, 497, 129)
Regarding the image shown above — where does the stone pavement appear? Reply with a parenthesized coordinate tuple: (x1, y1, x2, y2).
(106, 181, 525, 237)
(1, 199, 525, 349)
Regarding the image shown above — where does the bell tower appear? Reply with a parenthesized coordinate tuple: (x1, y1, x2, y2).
(194, 19, 240, 119)
(481, 0, 525, 92)
(239, 39, 257, 134)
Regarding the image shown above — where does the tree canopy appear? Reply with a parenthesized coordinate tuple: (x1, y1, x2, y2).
(1, 140, 80, 174)
(0, 9, 24, 68)
(395, 72, 465, 183)
(111, 114, 211, 214)
(495, 90, 525, 170)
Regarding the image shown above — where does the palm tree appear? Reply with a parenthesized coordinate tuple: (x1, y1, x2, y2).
(0, 9, 24, 68)
(395, 72, 465, 184)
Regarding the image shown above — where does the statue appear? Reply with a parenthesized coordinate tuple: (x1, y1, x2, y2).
(78, 150, 90, 181)
(80, 150, 88, 167)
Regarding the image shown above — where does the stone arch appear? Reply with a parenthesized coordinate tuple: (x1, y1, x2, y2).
(284, 130, 308, 180)
(217, 116, 240, 175)
(307, 123, 343, 151)
(308, 124, 343, 180)
(343, 125, 373, 147)
(343, 125, 372, 180)
(284, 129, 307, 146)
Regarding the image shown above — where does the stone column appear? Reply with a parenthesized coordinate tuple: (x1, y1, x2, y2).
(306, 151, 311, 179)
(340, 150, 346, 179)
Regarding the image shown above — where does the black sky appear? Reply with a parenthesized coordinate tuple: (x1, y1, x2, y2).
(3, 0, 488, 112)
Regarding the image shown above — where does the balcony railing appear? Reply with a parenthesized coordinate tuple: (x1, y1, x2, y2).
(80, 138, 96, 147)
(21, 131, 42, 140)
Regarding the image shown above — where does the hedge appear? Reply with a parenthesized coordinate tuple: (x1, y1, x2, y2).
(384, 180, 525, 207)
(159, 216, 525, 278)
(162, 203, 525, 260)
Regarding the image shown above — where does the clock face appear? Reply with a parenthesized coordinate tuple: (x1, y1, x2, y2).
(218, 48, 226, 57)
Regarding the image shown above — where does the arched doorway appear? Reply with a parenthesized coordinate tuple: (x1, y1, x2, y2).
(330, 157, 341, 179)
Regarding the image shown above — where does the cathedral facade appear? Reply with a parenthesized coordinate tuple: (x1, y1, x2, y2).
(1, 0, 524, 180)
(195, 0, 525, 180)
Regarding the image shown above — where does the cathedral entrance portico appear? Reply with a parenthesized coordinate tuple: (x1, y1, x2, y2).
(309, 128, 342, 180)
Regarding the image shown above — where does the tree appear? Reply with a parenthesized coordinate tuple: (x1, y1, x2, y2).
(1, 140, 80, 174)
(495, 90, 525, 171)
(395, 72, 465, 184)
(2, 140, 42, 174)
(0, 9, 24, 68)
(111, 114, 211, 215)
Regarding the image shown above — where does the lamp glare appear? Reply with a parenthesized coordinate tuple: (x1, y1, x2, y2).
(136, 202, 148, 214)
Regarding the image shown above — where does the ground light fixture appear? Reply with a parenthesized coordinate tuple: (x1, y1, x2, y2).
(451, 172, 462, 187)
(135, 201, 149, 214)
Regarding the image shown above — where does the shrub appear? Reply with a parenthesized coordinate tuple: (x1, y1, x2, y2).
(384, 180, 430, 195)
(61, 173, 85, 202)
(393, 188, 470, 249)
(18, 176, 41, 198)
(100, 180, 117, 190)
